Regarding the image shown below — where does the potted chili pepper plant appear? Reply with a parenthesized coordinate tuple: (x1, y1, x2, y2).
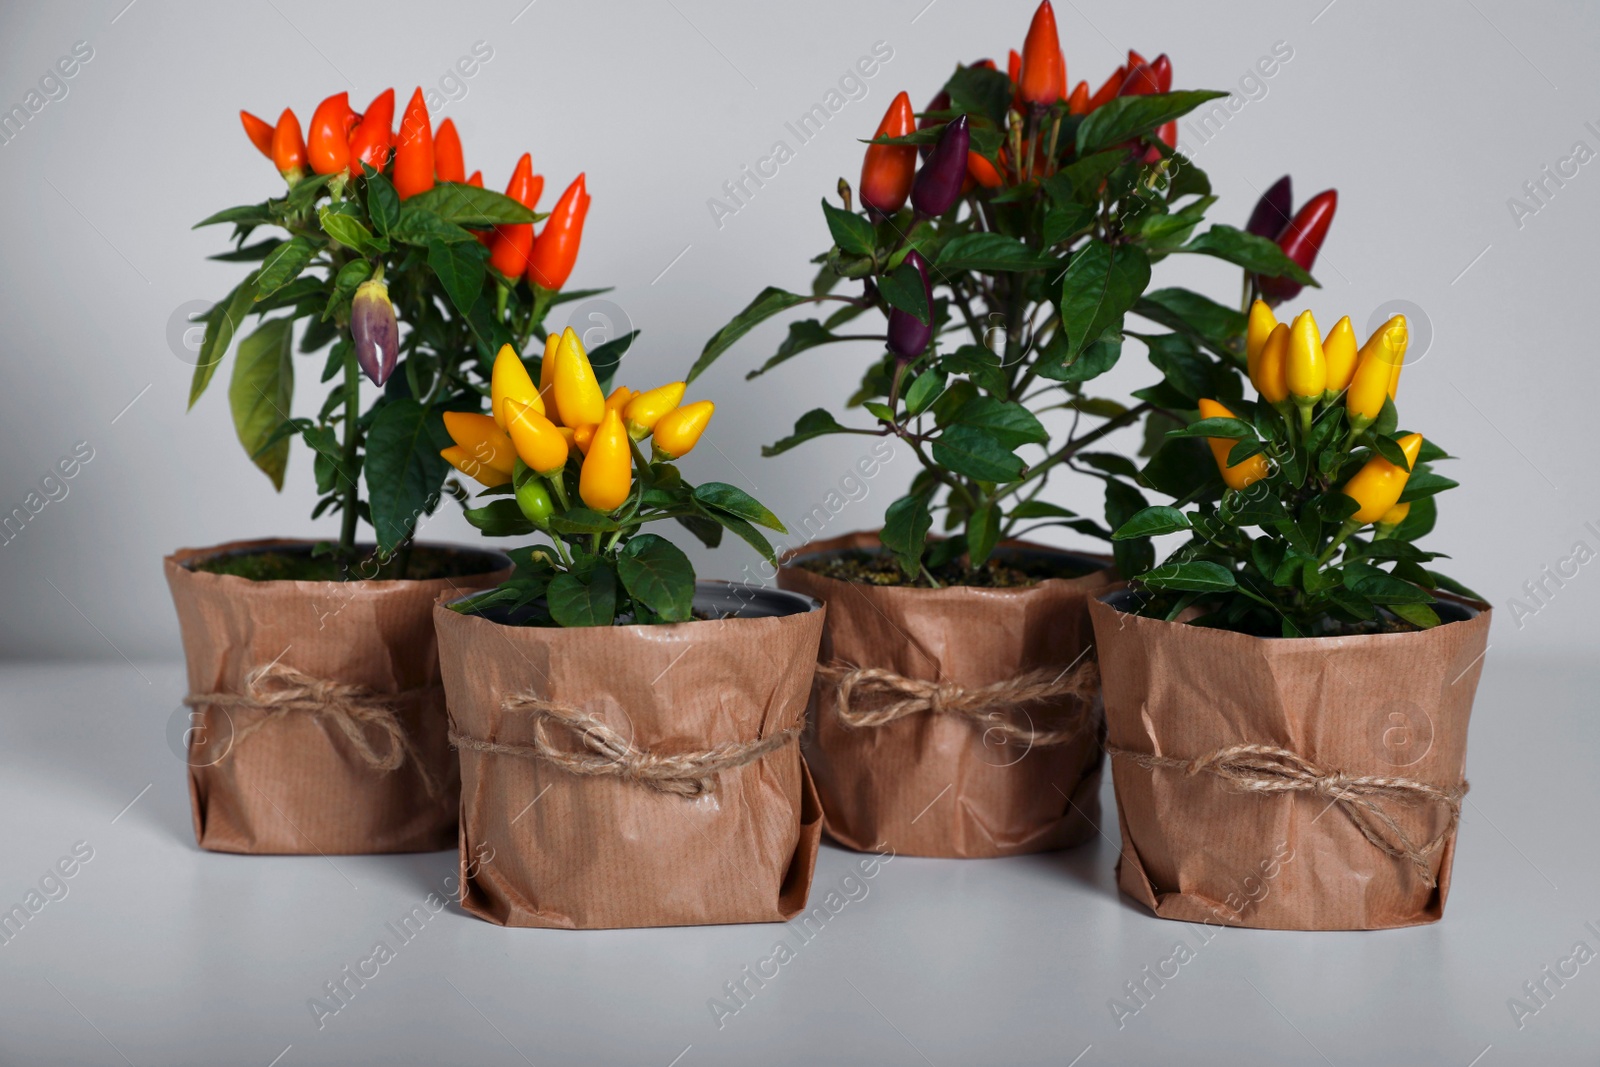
(434, 329, 822, 929)
(170, 88, 612, 855)
(689, 1, 1326, 858)
(1093, 302, 1488, 930)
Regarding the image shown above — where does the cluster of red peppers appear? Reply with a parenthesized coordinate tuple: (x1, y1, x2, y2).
(860, 0, 1177, 223)
(240, 90, 590, 294)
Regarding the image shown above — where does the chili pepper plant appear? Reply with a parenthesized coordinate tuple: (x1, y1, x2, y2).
(445, 330, 787, 626)
(193, 88, 611, 577)
(1111, 301, 1479, 636)
(689, 0, 1329, 585)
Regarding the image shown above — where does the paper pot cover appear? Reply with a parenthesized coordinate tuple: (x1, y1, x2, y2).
(1089, 594, 1491, 931)
(165, 539, 509, 855)
(778, 530, 1117, 859)
(434, 582, 825, 930)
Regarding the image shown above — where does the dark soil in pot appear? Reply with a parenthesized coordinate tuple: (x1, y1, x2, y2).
(793, 544, 1103, 588)
(188, 541, 507, 583)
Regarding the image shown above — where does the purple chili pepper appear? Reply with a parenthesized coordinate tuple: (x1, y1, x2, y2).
(886, 249, 933, 360)
(911, 114, 969, 218)
(351, 278, 398, 386)
(1245, 175, 1293, 240)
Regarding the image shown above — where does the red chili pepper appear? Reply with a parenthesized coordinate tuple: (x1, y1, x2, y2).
(860, 90, 917, 216)
(527, 173, 589, 291)
(1007, 49, 1021, 85)
(1119, 62, 1159, 97)
(970, 58, 997, 70)
(1088, 66, 1124, 110)
(307, 92, 354, 175)
(240, 110, 274, 158)
(392, 88, 435, 200)
(1065, 81, 1090, 115)
(489, 153, 544, 279)
(1245, 175, 1293, 239)
(433, 118, 465, 183)
(1259, 189, 1338, 304)
(1152, 53, 1172, 93)
(347, 88, 394, 172)
(966, 151, 1002, 189)
(270, 108, 306, 181)
(1018, 0, 1066, 107)
(1127, 49, 1149, 69)
(467, 171, 492, 247)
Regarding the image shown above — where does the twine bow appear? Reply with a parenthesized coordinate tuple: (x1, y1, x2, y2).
(448, 694, 800, 798)
(813, 659, 1100, 747)
(183, 663, 442, 798)
(1105, 742, 1467, 888)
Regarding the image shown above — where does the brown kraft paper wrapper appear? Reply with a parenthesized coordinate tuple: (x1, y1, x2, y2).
(1089, 594, 1492, 931)
(166, 539, 510, 855)
(435, 585, 826, 930)
(779, 530, 1117, 859)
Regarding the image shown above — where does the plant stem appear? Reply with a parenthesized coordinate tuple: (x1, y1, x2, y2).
(992, 402, 1153, 504)
(1317, 520, 1362, 566)
(338, 342, 361, 570)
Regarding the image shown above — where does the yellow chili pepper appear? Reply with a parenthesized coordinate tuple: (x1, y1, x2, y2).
(538, 332, 562, 423)
(1341, 432, 1422, 524)
(605, 385, 636, 413)
(1286, 310, 1326, 432)
(571, 423, 596, 455)
(1197, 398, 1270, 490)
(553, 327, 605, 428)
(1374, 500, 1411, 540)
(491, 344, 543, 429)
(652, 400, 714, 459)
(441, 412, 515, 475)
(1322, 315, 1358, 400)
(1246, 299, 1276, 367)
(441, 445, 512, 487)
(622, 381, 687, 439)
(1250, 322, 1289, 405)
(504, 398, 569, 475)
(1346, 316, 1407, 432)
(579, 407, 632, 512)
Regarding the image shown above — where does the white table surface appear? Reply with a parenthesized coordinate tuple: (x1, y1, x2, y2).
(0, 656, 1593, 1067)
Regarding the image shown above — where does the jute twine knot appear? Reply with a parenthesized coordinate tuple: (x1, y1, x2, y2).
(1105, 742, 1467, 888)
(448, 694, 801, 798)
(183, 662, 442, 798)
(814, 659, 1100, 747)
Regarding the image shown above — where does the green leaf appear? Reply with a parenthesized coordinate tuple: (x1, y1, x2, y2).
(691, 287, 813, 382)
(228, 317, 294, 490)
(953, 396, 1046, 449)
(190, 276, 261, 408)
(364, 399, 451, 553)
(1058, 240, 1151, 358)
(694, 482, 785, 531)
(1372, 434, 1412, 471)
(967, 502, 1001, 567)
(821, 199, 875, 256)
(1135, 288, 1247, 360)
(209, 238, 283, 263)
(1046, 150, 1122, 203)
(588, 329, 638, 392)
(1221, 489, 1289, 527)
(1076, 90, 1229, 154)
(943, 64, 1013, 126)
(1180, 225, 1315, 284)
(617, 534, 695, 623)
(364, 170, 401, 237)
(1395, 495, 1437, 540)
(762, 408, 852, 456)
(748, 320, 842, 379)
(935, 232, 1055, 272)
(1139, 560, 1237, 593)
(904, 369, 946, 416)
(1042, 203, 1095, 248)
(1342, 561, 1434, 605)
(1426, 568, 1483, 603)
(1011, 501, 1077, 520)
(1166, 417, 1255, 439)
(391, 205, 476, 246)
(878, 261, 930, 325)
(193, 202, 273, 228)
(1112, 505, 1191, 540)
(880, 493, 932, 578)
(405, 182, 540, 225)
(1038, 333, 1122, 383)
(427, 238, 488, 318)
(548, 563, 618, 627)
(931, 424, 1024, 483)
(702, 507, 778, 563)
(318, 207, 383, 255)
(465, 498, 537, 537)
(547, 507, 622, 534)
(1389, 602, 1441, 629)
(1399, 471, 1459, 503)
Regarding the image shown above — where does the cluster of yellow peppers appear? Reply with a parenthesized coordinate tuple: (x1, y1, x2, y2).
(1200, 299, 1421, 535)
(439, 329, 714, 519)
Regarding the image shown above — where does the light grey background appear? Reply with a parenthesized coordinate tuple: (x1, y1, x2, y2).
(0, 0, 1597, 660)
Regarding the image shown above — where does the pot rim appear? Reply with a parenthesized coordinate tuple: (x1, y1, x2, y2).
(780, 528, 1114, 594)
(1095, 586, 1487, 645)
(167, 537, 512, 590)
(440, 578, 822, 632)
